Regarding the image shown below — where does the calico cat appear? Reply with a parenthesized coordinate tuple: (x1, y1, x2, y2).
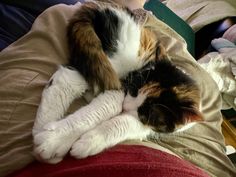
(67, 1, 158, 92)
(32, 1, 202, 163)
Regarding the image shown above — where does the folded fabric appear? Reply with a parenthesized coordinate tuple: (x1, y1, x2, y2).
(198, 52, 236, 109)
(198, 37, 236, 110)
(0, 0, 82, 51)
(163, 0, 236, 31)
(217, 24, 236, 77)
(223, 24, 236, 42)
(8, 145, 210, 177)
(212, 38, 236, 69)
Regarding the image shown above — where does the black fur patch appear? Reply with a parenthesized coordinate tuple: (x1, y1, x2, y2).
(92, 8, 120, 57)
(122, 59, 194, 96)
(122, 59, 198, 132)
(66, 5, 125, 90)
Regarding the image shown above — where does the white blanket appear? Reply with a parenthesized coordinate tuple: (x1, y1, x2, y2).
(198, 50, 236, 110)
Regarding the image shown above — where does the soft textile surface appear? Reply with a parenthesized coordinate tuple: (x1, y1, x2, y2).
(0, 3, 35, 51)
(162, 0, 236, 31)
(8, 145, 210, 177)
(0, 1, 235, 177)
(0, 0, 81, 51)
(198, 31, 236, 110)
(199, 51, 236, 109)
(144, 0, 195, 57)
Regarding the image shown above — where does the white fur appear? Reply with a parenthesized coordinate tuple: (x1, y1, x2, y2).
(33, 76, 125, 163)
(71, 113, 152, 159)
(33, 66, 88, 135)
(123, 92, 147, 112)
(33, 127, 77, 163)
(109, 8, 143, 78)
(33, 66, 197, 163)
(33, 65, 197, 163)
(43, 90, 124, 133)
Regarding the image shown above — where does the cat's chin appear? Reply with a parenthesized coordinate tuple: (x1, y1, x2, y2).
(174, 122, 197, 133)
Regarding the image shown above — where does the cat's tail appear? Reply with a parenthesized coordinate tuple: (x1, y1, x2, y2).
(67, 2, 121, 92)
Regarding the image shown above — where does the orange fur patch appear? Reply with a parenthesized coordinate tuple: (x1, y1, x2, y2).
(68, 2, 121, 91)
(139, 28, 167, 63)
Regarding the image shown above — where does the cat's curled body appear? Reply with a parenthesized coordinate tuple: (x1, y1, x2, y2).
(33, 1, 202, 164)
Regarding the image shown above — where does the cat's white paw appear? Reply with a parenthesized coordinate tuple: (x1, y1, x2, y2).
(33, 129, 77, 164)
(70, 130, 107, 159)
(43, 122, 58, 131)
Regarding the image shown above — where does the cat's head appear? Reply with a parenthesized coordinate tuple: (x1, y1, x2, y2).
(122, 59, 202, 133)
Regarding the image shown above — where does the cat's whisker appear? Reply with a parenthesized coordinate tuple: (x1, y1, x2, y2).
(145, 115, 151, 126)
(144, 69, 151, 84)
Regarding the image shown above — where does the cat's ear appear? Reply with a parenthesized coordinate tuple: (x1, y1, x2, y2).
(155, 42, 167, 60)
(182, 106, 203, 123)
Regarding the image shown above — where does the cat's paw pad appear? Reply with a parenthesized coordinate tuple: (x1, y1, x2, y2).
(70, 130, 106, 159)
(33, 130, 76, 164)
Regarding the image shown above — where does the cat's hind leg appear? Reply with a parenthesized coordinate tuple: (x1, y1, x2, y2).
(33, 66, 88, 135)
(34, 90, 124, 163)
(70, 113, 153, 159)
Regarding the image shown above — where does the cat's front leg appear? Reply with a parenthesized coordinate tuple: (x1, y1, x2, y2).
(43, 90, 124, 133)
(33, 66, 88, 135)
(70, 113, 153, 159)
(34, 90, 124, 163)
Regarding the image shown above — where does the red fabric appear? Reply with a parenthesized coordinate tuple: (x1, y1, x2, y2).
(8, 145, 210, 177)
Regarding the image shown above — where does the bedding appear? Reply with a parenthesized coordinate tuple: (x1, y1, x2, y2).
(0, 0, 235, 177)
(198, 27, 236, 110)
